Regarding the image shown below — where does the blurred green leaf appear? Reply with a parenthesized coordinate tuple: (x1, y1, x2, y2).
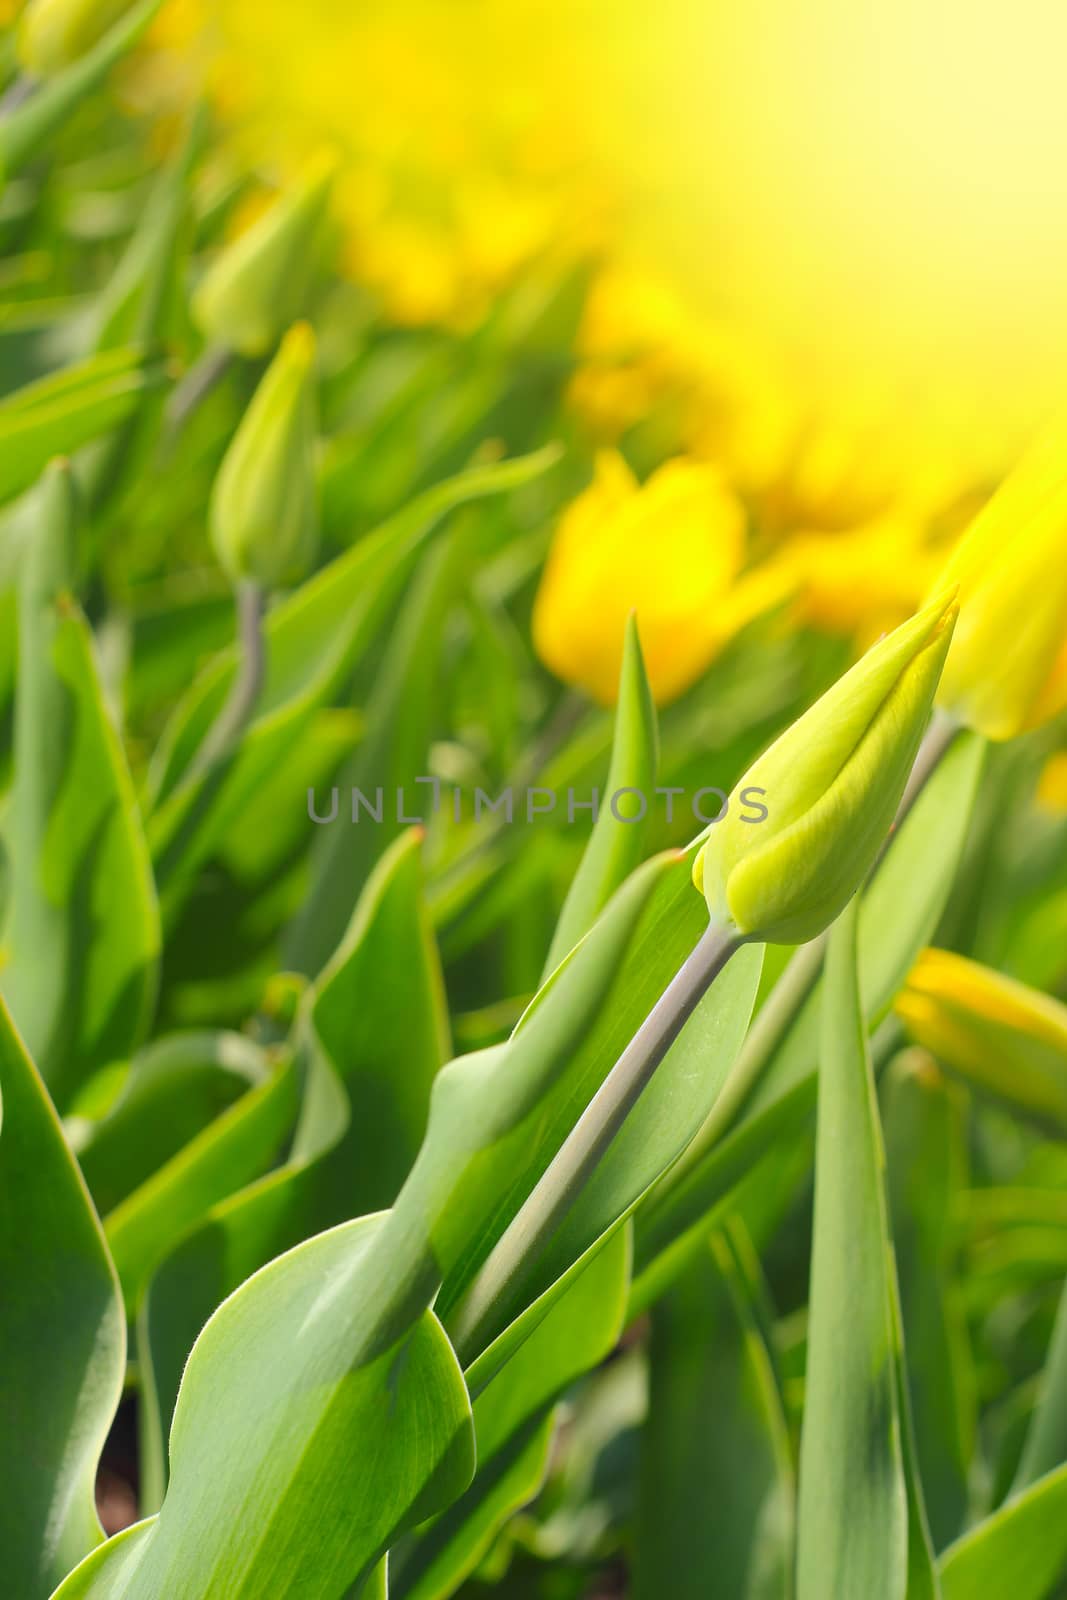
(0, 346, 164, 506)
(0, 0, 163, 180)
(0, 998, 124, 1599)
(285, 526, 462, 976)
(1013, 1277, 1067, 1491)
(938, 1464, 1067, 1600)
(0, 464, 160, 1109)
(147, 446, 560, 923)
(633, 1223, 794, 1600)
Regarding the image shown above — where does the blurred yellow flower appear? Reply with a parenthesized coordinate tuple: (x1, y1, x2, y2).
(532, 452, 775, 706)
(896, 948, 1067, 1129)
(931, 409, 1067, 740)
(1036, 751, 1067, 815)
(768, 516, 944, 644)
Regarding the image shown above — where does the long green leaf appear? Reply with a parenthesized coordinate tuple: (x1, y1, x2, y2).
(147, 447, 560, 921)
(0, 348, 163, 507)
(542, 612, 658, 976)
(796, 898, 929, 1600)
(0, 999, 124, 1599)
(633, 1223, 794, 1600)
(633, 729, 985, 1293)
(883, 1053, 975, 1549)
(285, 526, 462, 976)
(1, 464, 160, 1109)
(137, 828, 449, 1504)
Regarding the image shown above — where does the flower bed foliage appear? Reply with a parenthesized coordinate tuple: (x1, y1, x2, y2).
(1, 6, 1067, 1599)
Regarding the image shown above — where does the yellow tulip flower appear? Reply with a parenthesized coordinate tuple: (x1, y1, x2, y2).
(931, 410, 1067, 740)
(896, 948, 1067, 1128)
(532, 452, 774, 706)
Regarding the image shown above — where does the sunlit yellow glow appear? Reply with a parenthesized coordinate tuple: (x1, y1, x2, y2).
(165, 0, 1067, 489)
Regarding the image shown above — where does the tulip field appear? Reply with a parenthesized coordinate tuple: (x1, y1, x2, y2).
(1, 4, 1067, 1599)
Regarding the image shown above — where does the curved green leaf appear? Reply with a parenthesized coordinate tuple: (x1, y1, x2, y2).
(138, 828, 449, 1503)
(0, 348, 164, 507)
(796, 899, 932, 1600)
(52, 1215, 475, 1600)
(0, 999, 124, 1599)
(939, 1465, 1067, 1600)
(104, 1050, 299, 1313)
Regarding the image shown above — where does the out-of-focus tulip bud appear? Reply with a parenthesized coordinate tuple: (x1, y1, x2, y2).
(532, 451, 779, 707)
(209, 323, 318, 588)
(695, 591, 958, 943)
(19, 0, 132, 75)
(192, 152, 337, 358)
(931, 411, 1067, 740)
(896, 948, 1067, 1130)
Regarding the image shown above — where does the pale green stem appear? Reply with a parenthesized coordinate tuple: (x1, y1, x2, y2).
(447, 920, 743, 1365)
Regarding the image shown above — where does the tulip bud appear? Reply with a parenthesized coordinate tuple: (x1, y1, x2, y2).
(209, 323, 318, 589)
(896, 948, 1067, 1130)
(695, 591, 958, 943)
(931, 410, 1067, 740)
(19, 0, 133, 76)
(192, 152, 338, 359)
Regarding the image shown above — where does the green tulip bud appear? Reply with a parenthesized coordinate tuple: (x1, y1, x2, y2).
(192, 152, 338, 358)
(19, 0, 135, 76)
(209, 323, 318, 589)
(696, 590, 958, 944)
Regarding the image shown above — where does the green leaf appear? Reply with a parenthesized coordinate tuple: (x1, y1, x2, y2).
(285, 526, 462, 977)
(883, 1054, 976, 1549)
(433, 850, 762, 1354)
(0, 347, 164, 507)
(0, 464, 160, 1109)
(0, 0, 164, 180)
(542, 613, 658, 977)
(301, 826, 451, 1209)
(52, 1215, 475, 1600)
(137, 828, 448, 1504)
(392, 1227, 630, 1600)
(633, 1223, 794, 1600)
(796, 898, 930, 1600)
(71, 1030, 271, 1216)
(0, 998, 125, 1599)
(104, 1049, 299, 1314)
(938, 1464, 1067, 1600)
(1013, 1276, 1067, 1491)
(633, 729, 985, 1293)
(147, 446, 560, 922)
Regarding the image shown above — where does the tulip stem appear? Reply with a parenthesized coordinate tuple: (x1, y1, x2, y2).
(165, 344, 234, 440)
(188, 580, 266, 780)
(446, 919, 743, 1366)
(641, 708, 963, 1218)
